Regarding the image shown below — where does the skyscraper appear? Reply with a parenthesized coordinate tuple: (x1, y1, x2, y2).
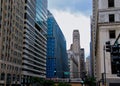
(80, 48, 85, 79)
(0, 0, 25, 85)
(69, 30, 85, 79)
(67, 45, 79, 78)
(73, 30, 81, 54)
(46, 11, 69, 78)
(22, 0, 48, 85)
(72, 30, 81, 78)
(91, 0, 98, 77)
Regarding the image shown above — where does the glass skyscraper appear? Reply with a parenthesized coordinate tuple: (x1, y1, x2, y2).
(46, 11, 69, 78)
(22, 0, 47, 85)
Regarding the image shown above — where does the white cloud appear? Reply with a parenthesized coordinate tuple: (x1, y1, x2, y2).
(50, 9, 90, 57)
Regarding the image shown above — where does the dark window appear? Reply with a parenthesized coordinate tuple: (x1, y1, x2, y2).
(109, 14, 115, 22)
(109, 30, 116, 39)
(25, 0, 27, 3)
(24, 13, 27, 19)
(108, 0, 114, 7)
(1, 73, 5, 80)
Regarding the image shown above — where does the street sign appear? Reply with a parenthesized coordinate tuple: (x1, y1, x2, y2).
(64, 72, 70, 75)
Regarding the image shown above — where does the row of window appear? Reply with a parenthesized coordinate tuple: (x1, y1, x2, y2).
(0, 55, 22, 65)
(1, 63, 21, 73)
(23, 56, 46, 68)
(22, 68, 45, 76)
(23, 48, 46, 64)
(0, 73, 20, 81)
(104, 0, 116, 23)
(101, 14, 117, 23)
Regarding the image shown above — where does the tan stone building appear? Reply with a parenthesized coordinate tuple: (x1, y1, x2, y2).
(0, 0, 48, 85)
(72, 30, 81, 78)
(68, 30, 85, 79)
(67, 49, 78, 78)
(0, 0, 25, 85)
(91, 0, 120, 85)
(91, 0, 98, 78)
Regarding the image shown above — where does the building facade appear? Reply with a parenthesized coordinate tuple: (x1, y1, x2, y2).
(86, 56, 91, 76)
(67, 48, 78, 78)
(22, 0, 47, 85)
(91, 0, 98, 77)
(89, 42, 93, 76)
(72, 30, 81, 78)
(0, 0, 48, 85)
(80, 48, 85, 79)
(69, 30, 85, 79)
(91, 0, 120, 85)
(46, 11, 69, 78)
(0, 0, 25, 85)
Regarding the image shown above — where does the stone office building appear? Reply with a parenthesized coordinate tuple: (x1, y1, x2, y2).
(0, 0, 25, 85)
(91, 0, 120, 85)
(0, 0, 48, 85)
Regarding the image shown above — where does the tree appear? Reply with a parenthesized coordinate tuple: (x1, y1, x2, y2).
(58, 82, 71, 86)
(43, 80, 55, 86)
(84, 76, 96, 86)
(31, 77, 55, 86)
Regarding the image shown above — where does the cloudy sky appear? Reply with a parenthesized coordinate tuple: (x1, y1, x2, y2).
(48, 0, 92, 57)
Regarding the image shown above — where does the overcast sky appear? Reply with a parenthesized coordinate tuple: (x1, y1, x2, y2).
(48, 0, 92, 57)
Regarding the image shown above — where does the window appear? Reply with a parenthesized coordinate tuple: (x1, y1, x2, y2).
(1, 73, 5, 80)
(108, 0, 114, 7)
(109, 30, 116, 39)
(109, 14, 115, 22)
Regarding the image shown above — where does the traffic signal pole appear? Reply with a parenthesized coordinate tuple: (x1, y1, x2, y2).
(114, 34, 120, 46)
(113, 34, 120, 77)
(105, 34, 120, 78)
(102, 41, 111, 86)
(103, 45, 106, 86)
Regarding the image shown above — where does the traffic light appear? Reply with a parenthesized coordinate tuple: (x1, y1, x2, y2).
(111, 46, 120, 77)
(111, 45, 120, 56)
(105, 41, 111, 52)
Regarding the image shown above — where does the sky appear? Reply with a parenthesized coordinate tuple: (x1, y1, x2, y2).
(48, 0, 92, 57)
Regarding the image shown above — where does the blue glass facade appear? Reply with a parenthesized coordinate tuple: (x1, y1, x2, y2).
(46, 11, 69, 78)
(36, 0, 47, 35)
